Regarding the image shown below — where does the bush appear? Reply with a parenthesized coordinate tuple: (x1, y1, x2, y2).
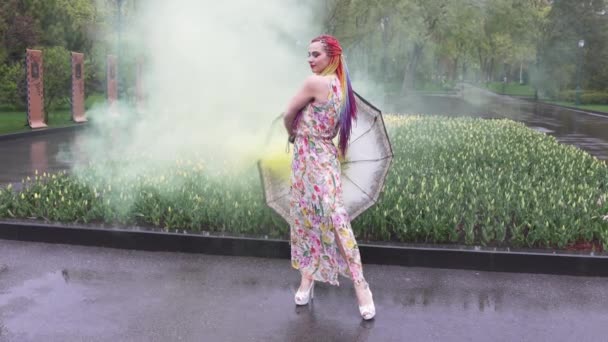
(42, 46, 71, 116)
(557, 90, 608, 105)
(557, 90, 577, 102)
(0, 62, 26, 109)
(580, 92, 608, 105)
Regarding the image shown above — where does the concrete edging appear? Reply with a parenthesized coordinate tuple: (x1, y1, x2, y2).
(479, 87, 608, 117)
(533, 100, 608, 118)
(1, 220, 607, 277)
(0, 124, 88, 142)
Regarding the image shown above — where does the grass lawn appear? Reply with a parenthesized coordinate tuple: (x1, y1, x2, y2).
(0, 94, 106, 135)
(0, 110, 73, 135)
(415, 82, 456, 92)
(486, 82, 535, 97)
(546, 100, 608, 114)
(484, 84, 608, 113)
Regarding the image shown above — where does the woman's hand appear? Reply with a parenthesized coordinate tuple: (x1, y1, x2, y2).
(283, 112, 296, 137)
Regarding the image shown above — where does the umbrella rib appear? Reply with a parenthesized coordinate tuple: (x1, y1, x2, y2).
(342, 173, 375, 202)
(349, 116, 378, 146)
(268, 192, 290, 202)
(342, 156, 392, 165)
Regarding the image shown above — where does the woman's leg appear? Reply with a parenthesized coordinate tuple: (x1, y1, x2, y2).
(330, 213, 374, 309)
(298, 271, 314, 291)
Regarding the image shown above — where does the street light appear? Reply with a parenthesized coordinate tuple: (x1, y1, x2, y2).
(116, 0, 124, 99)
(575, 39, 585, 106)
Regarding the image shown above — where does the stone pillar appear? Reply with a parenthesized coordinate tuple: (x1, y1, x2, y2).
(135, 56, 145, 114)
(71, 52, 87, 123)
(26, 49, 47, 128)
(107, 55, 118, 114)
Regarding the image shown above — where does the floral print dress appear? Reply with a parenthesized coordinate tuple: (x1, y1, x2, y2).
(289, 75, 364, 286)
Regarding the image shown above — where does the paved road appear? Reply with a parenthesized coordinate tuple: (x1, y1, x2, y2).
(1, 239, 607, 342)
(0, 130, 87, 187)
(389, 85, 608, 161)
(462, 85, 608, 161)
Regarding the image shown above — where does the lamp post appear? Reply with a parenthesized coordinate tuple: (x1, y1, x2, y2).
(575, 39, 585, 106)
(116, 0, 124, 99)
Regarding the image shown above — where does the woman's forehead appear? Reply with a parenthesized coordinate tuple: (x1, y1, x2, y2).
(308, 41, 325, 52)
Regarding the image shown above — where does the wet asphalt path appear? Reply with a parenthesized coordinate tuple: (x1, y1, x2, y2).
(0, 130, 87, 187)
(1, 239, 607, 342)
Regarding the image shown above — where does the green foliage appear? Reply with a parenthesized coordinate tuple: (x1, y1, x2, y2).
(486, 82, 535, 97)
(0, 110, 73, 134)
(0, 0, 115, 105)
(21, 0, 96, 52)
(558, 90, 608, 105)
(0, 62, 26, 109)
(1, 116, 607, 250)
(581, 92, 608, 105)
(354, 116, 608, 249)
(42, 46, 71, 117)
(557, 90, 578, 102)
(320, 0, 549, 96)
(0, 163, 283, 237)
(537, 0, 608, 93)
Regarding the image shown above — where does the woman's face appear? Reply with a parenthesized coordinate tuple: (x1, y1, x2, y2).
(308, 41, 330, 75)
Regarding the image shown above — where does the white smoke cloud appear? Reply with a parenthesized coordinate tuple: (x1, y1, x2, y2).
(83, 0, 320, 172)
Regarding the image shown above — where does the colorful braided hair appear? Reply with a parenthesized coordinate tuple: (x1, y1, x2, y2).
(311, 34, 357, 157)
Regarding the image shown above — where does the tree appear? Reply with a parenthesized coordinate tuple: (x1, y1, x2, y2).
(0, 0, 40, 63)
(42, 46, 71, 121)
(0, 62, 26, 109)
(537, 0, 608, 95)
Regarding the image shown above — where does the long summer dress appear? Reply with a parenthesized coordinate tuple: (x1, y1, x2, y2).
(289, 75, 364, 286)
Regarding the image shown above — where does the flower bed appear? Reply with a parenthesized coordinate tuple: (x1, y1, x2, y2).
(1, 115, 607, 250)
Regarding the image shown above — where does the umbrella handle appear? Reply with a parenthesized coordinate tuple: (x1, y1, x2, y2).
(266, 113, 295, 153)
(285, 136, 292, 153)
(264, 113, 287, 146)
(271, 113, 283, 125)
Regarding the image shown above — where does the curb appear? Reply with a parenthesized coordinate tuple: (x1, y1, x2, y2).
(476, 86, 608, 118)
(0, 124, 88, 142)
(533, 100, 608, 118)
(2, 220, 608, 277)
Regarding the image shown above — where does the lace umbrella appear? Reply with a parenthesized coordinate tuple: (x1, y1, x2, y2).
(258, 92, 393, 224)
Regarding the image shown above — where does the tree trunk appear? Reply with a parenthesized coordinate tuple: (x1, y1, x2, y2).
(452, 57, 459, 81)
(380, 15, 393, 83)
(401, 43, 424, 95)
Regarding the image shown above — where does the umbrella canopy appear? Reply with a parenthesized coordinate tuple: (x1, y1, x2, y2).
(258, 92, 393, 224)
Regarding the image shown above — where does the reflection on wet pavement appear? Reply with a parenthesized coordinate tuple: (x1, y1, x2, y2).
(391, 85, 608, 161)
(0, 131, 87, 188)
(1, 240, 608, 341)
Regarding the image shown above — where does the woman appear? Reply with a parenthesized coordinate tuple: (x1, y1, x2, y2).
(282, 34, 375, 320)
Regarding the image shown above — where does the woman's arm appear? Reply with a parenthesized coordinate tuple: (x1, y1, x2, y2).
(283, 75, 322, 136)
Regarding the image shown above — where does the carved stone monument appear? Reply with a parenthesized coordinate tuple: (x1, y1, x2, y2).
(26, 49, 47, 128)
(71, 52, 87, 122)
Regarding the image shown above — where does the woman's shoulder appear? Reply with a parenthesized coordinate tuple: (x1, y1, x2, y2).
(303, 74, 334, 89)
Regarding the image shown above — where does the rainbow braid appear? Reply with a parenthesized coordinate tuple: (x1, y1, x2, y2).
(338, 56, 357, 157)
(315, 36, 357, 157)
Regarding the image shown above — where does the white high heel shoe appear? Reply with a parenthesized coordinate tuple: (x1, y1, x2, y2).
(294, 280, 315, 305)
(356, 282, 376, 320)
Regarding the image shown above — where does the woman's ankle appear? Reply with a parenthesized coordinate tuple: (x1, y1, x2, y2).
(353, 279, 368, 289)
(300, 274, 313, 285)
